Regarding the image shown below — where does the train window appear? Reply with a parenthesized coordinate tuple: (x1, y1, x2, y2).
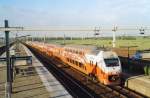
(70, 59, 72, 63)
(74, 61, 76, 65)
(74, 60, 76, 64)
(79, 62, 83, 67)
(72, 60, 74, 64)
(69, 59, 70, 63)
(71, 59, 73, 63)
(85, 67, 86, 70)
(73, 60, 75, 64)
(75, 61, 78, 66)
(104, 58, 119, 67)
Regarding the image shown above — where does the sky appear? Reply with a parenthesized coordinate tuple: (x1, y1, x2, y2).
(0, 0, 150, 37)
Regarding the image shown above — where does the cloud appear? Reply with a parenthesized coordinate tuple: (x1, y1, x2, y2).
(1, 0, 150, 26)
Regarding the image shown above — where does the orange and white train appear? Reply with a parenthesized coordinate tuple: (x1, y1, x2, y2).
(26, 41, 122, 85)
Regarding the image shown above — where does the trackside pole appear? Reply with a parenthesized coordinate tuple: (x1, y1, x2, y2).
(5, 20, 11, 98)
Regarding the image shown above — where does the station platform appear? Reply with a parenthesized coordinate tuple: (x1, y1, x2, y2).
(0, 43, 72, 98)
(125, 75, 150, 97)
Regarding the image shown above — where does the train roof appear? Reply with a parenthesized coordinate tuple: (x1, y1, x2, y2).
(63, 44, 110, 55)
(103, 51, 118, 58)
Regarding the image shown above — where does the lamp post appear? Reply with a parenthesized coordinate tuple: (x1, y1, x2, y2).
(112, 26, 117, 48)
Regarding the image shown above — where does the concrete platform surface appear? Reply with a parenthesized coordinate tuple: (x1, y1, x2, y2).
(0, 43, 72, 98)
(125, 75, 150, 97)
(23, 44, 72, 98)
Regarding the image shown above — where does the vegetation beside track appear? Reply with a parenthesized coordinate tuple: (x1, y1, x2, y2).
(31, 36, 150, 50)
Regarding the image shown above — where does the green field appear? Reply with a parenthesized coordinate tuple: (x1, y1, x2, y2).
(46, 37, 150, 50)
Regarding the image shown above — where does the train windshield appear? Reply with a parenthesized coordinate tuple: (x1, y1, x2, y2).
(104, 58, 119, 67)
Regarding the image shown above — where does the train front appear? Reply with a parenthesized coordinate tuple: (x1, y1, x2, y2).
(102, 51, 122, 85)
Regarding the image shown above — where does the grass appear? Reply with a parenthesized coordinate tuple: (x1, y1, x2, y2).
(46, 37, 150, 50)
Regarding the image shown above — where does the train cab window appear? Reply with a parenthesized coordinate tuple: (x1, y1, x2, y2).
(104, 58, 119, 67)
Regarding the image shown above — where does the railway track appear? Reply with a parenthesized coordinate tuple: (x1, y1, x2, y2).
(28, 46, 147, 98)
(57, 60, 146, 98)
(31, 48, 96, 98)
